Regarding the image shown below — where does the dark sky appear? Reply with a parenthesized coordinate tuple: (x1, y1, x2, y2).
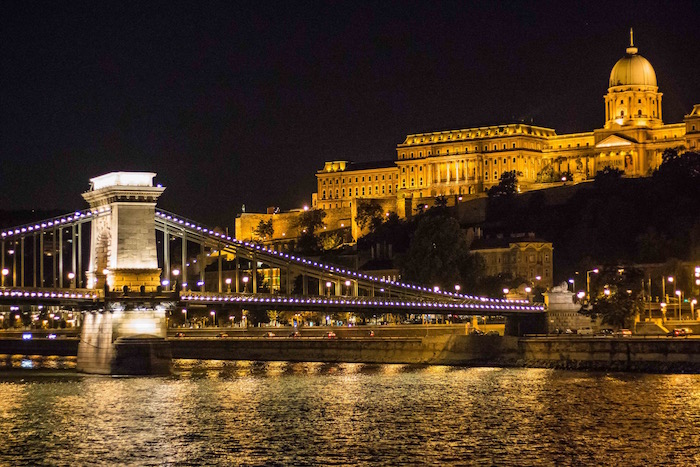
(2, 1, 699, 228)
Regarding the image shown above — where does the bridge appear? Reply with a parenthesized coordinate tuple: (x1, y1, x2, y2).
(0, 172, 545, 373)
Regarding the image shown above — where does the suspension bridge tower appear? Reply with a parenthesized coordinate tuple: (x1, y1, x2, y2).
(77, 172, 171, 375)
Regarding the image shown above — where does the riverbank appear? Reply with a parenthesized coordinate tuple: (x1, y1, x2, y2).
(1, 333, 699, 373)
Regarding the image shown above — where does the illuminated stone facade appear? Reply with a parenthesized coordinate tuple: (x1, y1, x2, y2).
(470, 235, 554, 287)
(82, 172, 165, 292)
(314, 34, 700, 230)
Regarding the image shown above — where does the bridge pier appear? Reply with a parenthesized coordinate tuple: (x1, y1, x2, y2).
(77, 301, 171, 375)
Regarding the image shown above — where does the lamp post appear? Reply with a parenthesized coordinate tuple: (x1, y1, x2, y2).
(242, 276, 249, 293)
(691, 299, 697, 320)
(172, 269, 180, 290)
(345, 280, 351, 296)
(210, 310, 216, 327)
(660, 302, 667, 322)
(67, 272, 75, 289)
(455, 284, 461, 294)
(663, 276, 673, 303)
(1, 268, 8, 287)
(586, 268, 599, 300)
(675, 290, 682, 320)
(182, 308, 187, 327)
(568, 278, 574, 292)
(225, 277, 232, 293)
(326, 281, 332, 297)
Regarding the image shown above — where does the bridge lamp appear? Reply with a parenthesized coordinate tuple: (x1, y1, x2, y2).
(502, 288, 509, 295)
(67, 272, 76, 289)
(325, 281, 332, 296)
(454, 285, 461, 292)
(172, 269, 180, 277)
(568, 278, 574, 291)
(433, 286, 440, 293)
(225, 277, 232, 292)
(675, 290, 682, 319)
(691, 299, 697, 320)
(161, 279, 170, 288)
(1, 268, 8, 287)
(210, 310, 216, 327)
(242, 276, 249, 293)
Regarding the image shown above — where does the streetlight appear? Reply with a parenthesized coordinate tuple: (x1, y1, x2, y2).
(660, 302, 667, 322)
(326, 281, 332, 297)
(67, 272, 75, 289)
(344, 280, 351, 295)
(691, 299, 697, 320)
(675, 290, 682, 319)
(1, 268, 8, 287)
(433, 286, 440, 293)
(568, 278, 574, 291)
(454, 284, 461, 293)
(663, 276, 674, 302)
(210, 310, 216, 327)
(172, 269, 180, 289)
(502, 288, 510, 295)
(242, 276, 249, 293)
(182, 308, 187, 326)
(603, 288, 611, 296)
(586, 268, 599, 299)
(225, 277, 232, 293)
(161, 279, 170, 290)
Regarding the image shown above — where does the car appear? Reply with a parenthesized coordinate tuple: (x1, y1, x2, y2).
(368, 330, 375, 337)
(216, 332, 229, 338)
(288, 331, 301, 338)
(470, 329, 485, 336)
(669, 328, 691, 337)
(597, 329, 614, 336)
(263, 332, 276, 338)
(578, 327, 594, 335)
(324, 331, 336, 339)
(614, 329, 632, 337)
(174, 332, 185, 338)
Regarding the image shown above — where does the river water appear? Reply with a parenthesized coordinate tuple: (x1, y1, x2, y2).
(0, 357, 698, 466)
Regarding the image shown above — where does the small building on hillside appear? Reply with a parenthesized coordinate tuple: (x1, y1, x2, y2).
(470, 233, 554, 288)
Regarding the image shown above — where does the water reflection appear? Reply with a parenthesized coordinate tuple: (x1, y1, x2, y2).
(0, 360, 698, 465)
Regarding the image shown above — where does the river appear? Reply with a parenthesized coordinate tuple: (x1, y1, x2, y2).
(0, 357, 698, 466)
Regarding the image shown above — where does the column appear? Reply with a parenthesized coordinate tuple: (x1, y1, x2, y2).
(20, 237, 25, 287)
(71, 224, 76, 285)
(40, 229, 44, 287)
(58, 227, 63, 288)
(251, 254, 257, 294)
(181, 230, 187, 289)
(234, 255, 239, 293)
(217, 242, 222, 293)
(163, 224, 170, 287)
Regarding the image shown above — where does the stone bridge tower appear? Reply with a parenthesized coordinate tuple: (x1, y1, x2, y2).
(82, 172, 165, 292)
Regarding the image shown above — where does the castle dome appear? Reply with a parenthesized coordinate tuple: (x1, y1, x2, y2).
(609, 30, 657, 87)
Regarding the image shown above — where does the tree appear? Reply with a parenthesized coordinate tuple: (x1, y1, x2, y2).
(583, 267, 645, 328)
(488, 170, 519, 198)
(295, 209, 326, 235)
(400, 214, 482, 289)
(294, 209, 326, 254)
(594, 166, 624, 185)
(355, 199, 384, 231)
(536, 164, 557, 182)
(253, 219, 274, 241)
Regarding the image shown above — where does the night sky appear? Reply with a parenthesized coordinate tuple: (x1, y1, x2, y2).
(2, 1, 699, 229)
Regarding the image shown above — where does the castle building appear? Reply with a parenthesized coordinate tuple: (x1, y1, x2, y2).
(313, 32, 700, 230)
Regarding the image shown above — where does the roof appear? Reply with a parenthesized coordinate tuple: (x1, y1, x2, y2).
(470, 235, 550, 250)
(346, 160, 397, 171)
